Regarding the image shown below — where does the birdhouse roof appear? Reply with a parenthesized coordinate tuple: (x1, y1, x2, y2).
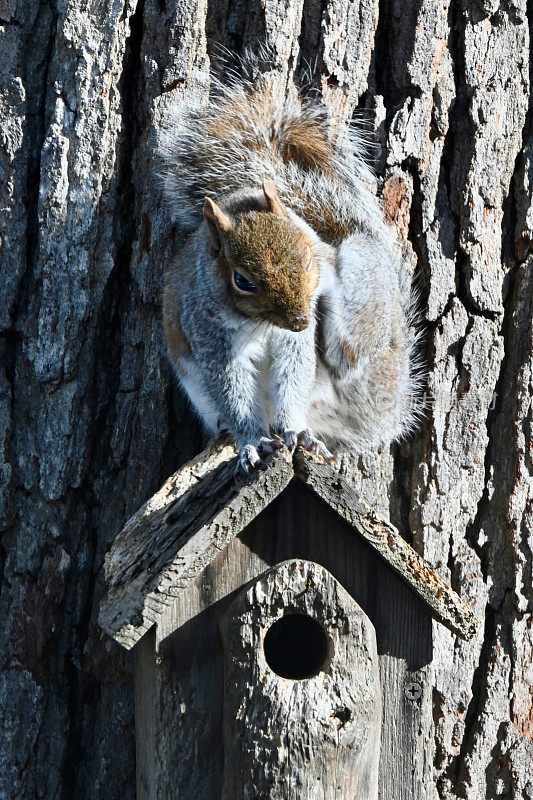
(99, 436, 479, 649)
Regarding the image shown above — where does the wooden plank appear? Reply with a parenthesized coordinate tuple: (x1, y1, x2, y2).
(219, 560, 382, 800)
(99, 437, 293, 647)
(147, 598, 229, 799)
(147, 483, 435, 800)
(101, 437, 478, 648)
(134, 628, 157, 800)
(294, 449, 480, 640)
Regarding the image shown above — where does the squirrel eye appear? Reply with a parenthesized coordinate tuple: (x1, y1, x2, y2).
(233, 270, 257, 293)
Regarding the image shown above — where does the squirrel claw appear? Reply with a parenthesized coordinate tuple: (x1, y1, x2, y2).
(274, 428, 298, 452)
(235, 437, 282, 477)
(297, 429, 336, 464)
(236, 444, 261, 475)
(258, 436, 283, 456)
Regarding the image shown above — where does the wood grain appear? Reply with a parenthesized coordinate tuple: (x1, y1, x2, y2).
(294, 449, 480, 640)
(141, 482, 434, 800)
(220, 560, 382, 800)
(99, 437, 293, 648)
(101, 440, 478, 651)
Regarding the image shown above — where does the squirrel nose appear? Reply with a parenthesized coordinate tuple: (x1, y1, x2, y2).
(291, 313, 310, 332)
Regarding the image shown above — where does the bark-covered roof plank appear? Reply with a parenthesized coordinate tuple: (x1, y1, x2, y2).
(99, 437, 480, 648)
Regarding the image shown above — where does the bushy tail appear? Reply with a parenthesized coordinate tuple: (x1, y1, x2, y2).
(158, 52, 393, 248)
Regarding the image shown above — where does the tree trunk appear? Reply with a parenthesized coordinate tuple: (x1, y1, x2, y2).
(0, 0, 531, 796)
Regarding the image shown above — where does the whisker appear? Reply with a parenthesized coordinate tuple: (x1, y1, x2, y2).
(315, 307, 344, 327)
(238, 318, 266, 350)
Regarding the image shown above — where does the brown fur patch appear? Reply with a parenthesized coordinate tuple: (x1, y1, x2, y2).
(207, 88, 276, 154)
(196, 94, 268, 194)
(216, 210, 318, 330)
(294, 187, 352, 244)
(206, 89, 334, 182)
(280, 119, 333, 171)
(207, 97, 256, 147)
(340, 337, 360, 365)
(165, 319, 191, 372)
(163, 261, 191, 373)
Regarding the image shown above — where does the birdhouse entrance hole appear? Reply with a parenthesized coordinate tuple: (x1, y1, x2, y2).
(263, 613, 329, 679)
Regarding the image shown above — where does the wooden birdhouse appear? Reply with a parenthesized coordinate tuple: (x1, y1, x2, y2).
(99, 436, 479, 800)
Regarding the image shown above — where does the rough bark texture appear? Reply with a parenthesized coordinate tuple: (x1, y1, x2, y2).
(100, 440, 478, 645)
(0, 0, 531, 796)
(100, 438, 293, 648)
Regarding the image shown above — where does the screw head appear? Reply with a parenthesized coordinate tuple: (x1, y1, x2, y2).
(405, 681, 423, 701)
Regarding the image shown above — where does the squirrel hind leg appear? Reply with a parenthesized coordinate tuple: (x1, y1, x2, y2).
(310, 343, 420, 453)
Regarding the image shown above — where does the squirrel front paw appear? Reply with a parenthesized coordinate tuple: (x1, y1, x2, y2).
(297, 428, 337, 464)
(274, 428, 298, 452)
(236, 437, 282, 476)
(272, 426, 337, 464)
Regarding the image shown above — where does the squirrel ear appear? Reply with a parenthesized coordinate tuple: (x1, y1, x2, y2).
(262, 179, 287, 217)
(203, 198, 233, 252)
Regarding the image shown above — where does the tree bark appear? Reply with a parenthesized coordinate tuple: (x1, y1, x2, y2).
(0, 0, 531, 797)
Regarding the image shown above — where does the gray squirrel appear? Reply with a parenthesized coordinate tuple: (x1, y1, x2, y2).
(160, 58, 422, 474)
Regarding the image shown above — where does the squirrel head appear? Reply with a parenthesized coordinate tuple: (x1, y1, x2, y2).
(203, 180, 319, 332)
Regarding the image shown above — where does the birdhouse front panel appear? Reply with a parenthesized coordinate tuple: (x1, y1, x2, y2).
(134, 482, 434, 800)
(101, 441, 477, 800)
(220, 560, 382, 800)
